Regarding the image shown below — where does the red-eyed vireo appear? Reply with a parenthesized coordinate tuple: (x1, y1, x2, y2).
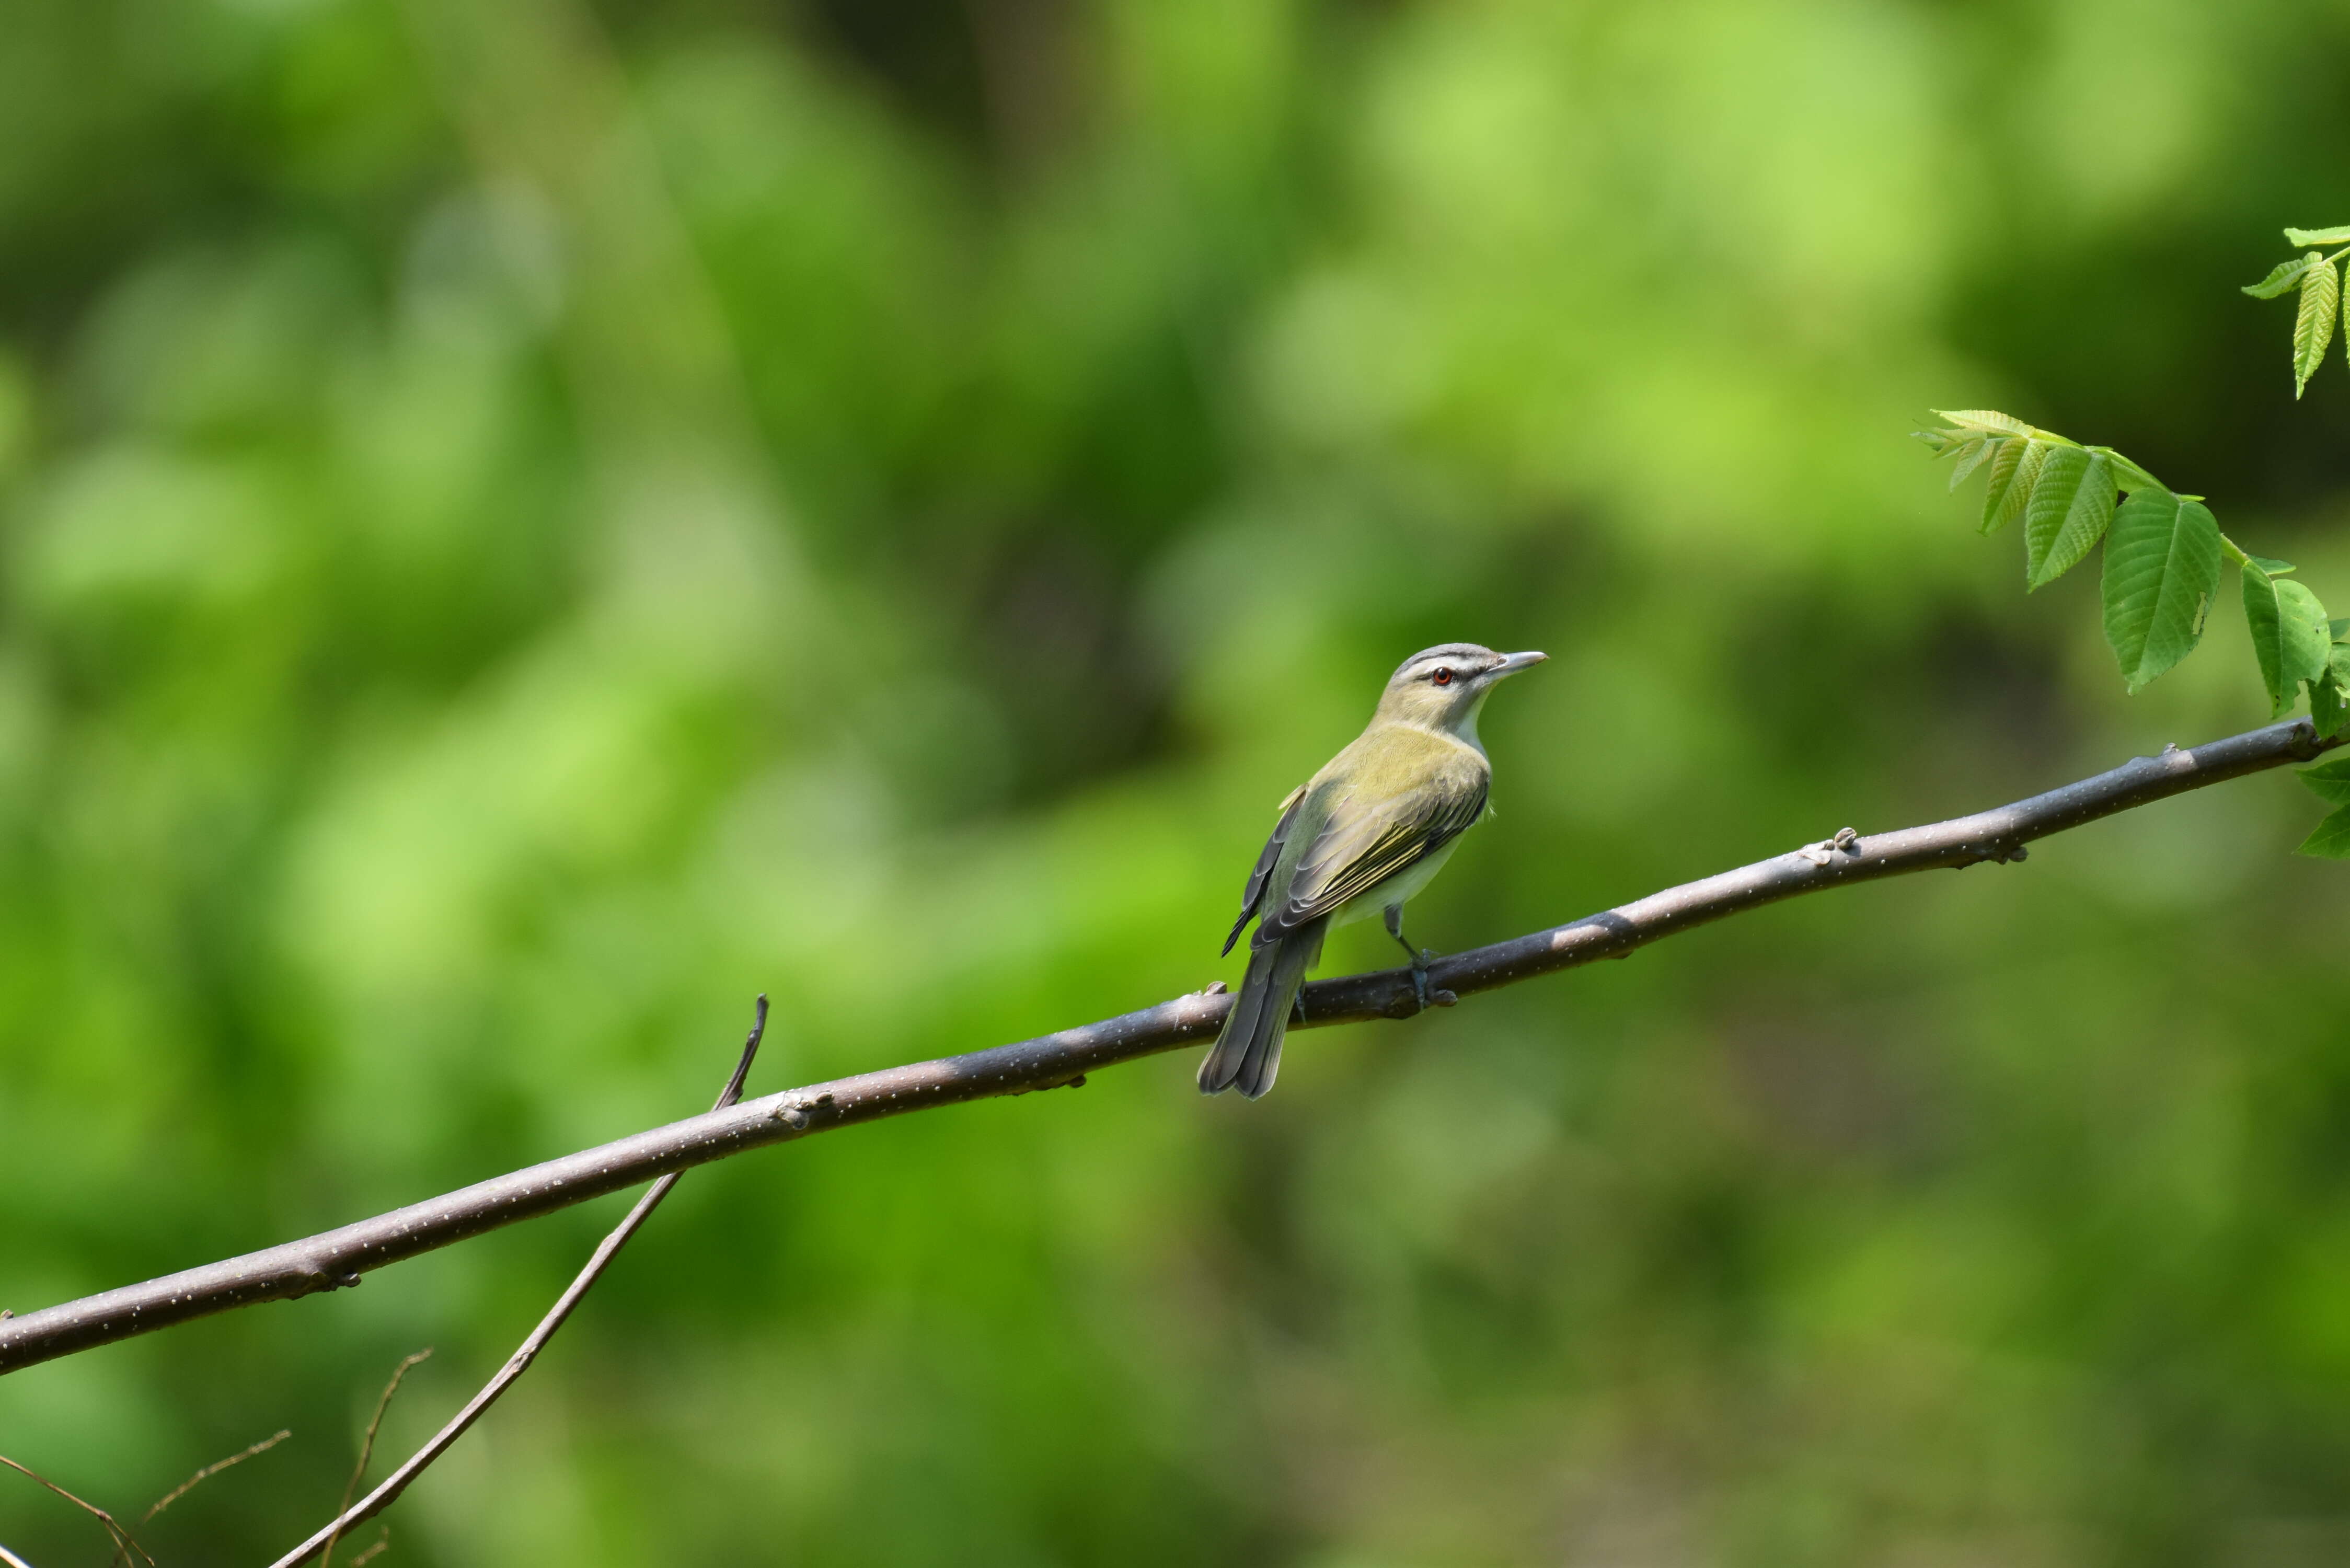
(1199, 642, 1548, 1099)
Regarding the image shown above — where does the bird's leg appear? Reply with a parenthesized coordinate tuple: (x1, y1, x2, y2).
(1384, 905, 1456, 1010)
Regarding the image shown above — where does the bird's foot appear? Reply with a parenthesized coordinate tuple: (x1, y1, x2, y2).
(1409, 951, 1457, 1011)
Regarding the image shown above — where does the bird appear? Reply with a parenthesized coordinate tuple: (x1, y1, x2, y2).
(1197, 642, 1548, 1099)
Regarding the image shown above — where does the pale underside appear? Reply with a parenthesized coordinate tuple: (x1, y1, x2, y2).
(1329, 835, 1460, 929)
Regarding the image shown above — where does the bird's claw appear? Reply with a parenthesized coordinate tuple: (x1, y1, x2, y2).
(1408, 952, 1456, 1011)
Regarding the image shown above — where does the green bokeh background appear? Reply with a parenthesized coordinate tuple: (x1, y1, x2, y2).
(7, 0, 2350, 1562)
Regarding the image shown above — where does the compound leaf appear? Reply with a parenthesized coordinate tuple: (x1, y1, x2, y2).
(2102, 488, 2221, 691)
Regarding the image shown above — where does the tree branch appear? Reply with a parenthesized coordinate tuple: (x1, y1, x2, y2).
(266, 998, 769, 1568)
(0, 718, 2332, 1377)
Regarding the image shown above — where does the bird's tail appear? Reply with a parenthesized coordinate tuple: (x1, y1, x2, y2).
(1197, 920, 1323, 1099)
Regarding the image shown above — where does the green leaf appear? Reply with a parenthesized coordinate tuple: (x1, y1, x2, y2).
(1947, 435, 1998, 490)
(2297, 755, 2350, 806)
(2309, 643, 2350, 736)
(2093, 447, 2163, 493)
(2281, 580, 2331, 675)
(2310, 663, 2350, 739)
(2297, 803, 2350, 858)
(1933, 408, 2031, 437)
(1975, 437, 2022, 531)
(2303, 672, 2341, 747)
(2285, 225, 2350, 246)
(2248, 555, 2298, 575)
(1945, 435, 1983, 491)
(2102, 489, 2221, 691)
(2245, 564, 2334, 717)
(2330, 618, 2350, 641)
(2024, 446, 2115, 589)
(2296, 255, 2340, 396)
(2245, 255, 2320, 297)
(1982, 438, 2046, 535)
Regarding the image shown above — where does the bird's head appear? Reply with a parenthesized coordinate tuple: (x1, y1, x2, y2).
(1373, 643, 1548, 742)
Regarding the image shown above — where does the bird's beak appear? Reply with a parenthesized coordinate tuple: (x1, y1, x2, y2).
(1490, 650, 1548, 678)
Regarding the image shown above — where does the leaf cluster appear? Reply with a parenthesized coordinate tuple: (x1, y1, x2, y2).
(2242, 225, 2350, 396)
(1917, 409, 2350, 854)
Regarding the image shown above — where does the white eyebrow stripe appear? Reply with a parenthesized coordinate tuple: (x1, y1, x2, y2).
(1402, 655, 1496, 677)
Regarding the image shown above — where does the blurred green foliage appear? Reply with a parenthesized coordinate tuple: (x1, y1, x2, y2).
(7, 0, 2350, 1563)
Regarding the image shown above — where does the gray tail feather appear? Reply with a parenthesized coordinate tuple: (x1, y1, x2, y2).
(1198, 921, 1321, 1099)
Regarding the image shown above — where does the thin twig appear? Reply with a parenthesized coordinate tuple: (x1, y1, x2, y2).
(106, 1426, 294, 1568)
(0, 1540, 38, 1568)
(265, 996, 771, 1568)
(1, 719, 2339, 1378)
(0, 1455, 151, 1567)
(321, 1352, 430, 1568)
(141, 1428, 291, 1523)
(346, 1526, 391, 1566)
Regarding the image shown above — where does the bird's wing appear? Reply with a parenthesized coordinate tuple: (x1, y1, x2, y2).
(1258, 758, 1488, 941)
(1224, 783, 1308, 955)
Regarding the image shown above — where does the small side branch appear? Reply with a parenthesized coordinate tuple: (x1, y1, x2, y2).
(141, 1428, 291, 1525)
(0, 719, 2333, 1377)
(319, 1350, 432, 1568)
(264, 997, 770, 1568)
(0, 1455, 150, 1567)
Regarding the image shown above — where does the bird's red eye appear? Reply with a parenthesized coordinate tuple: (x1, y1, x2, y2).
(1431, 668, 1454, 686)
